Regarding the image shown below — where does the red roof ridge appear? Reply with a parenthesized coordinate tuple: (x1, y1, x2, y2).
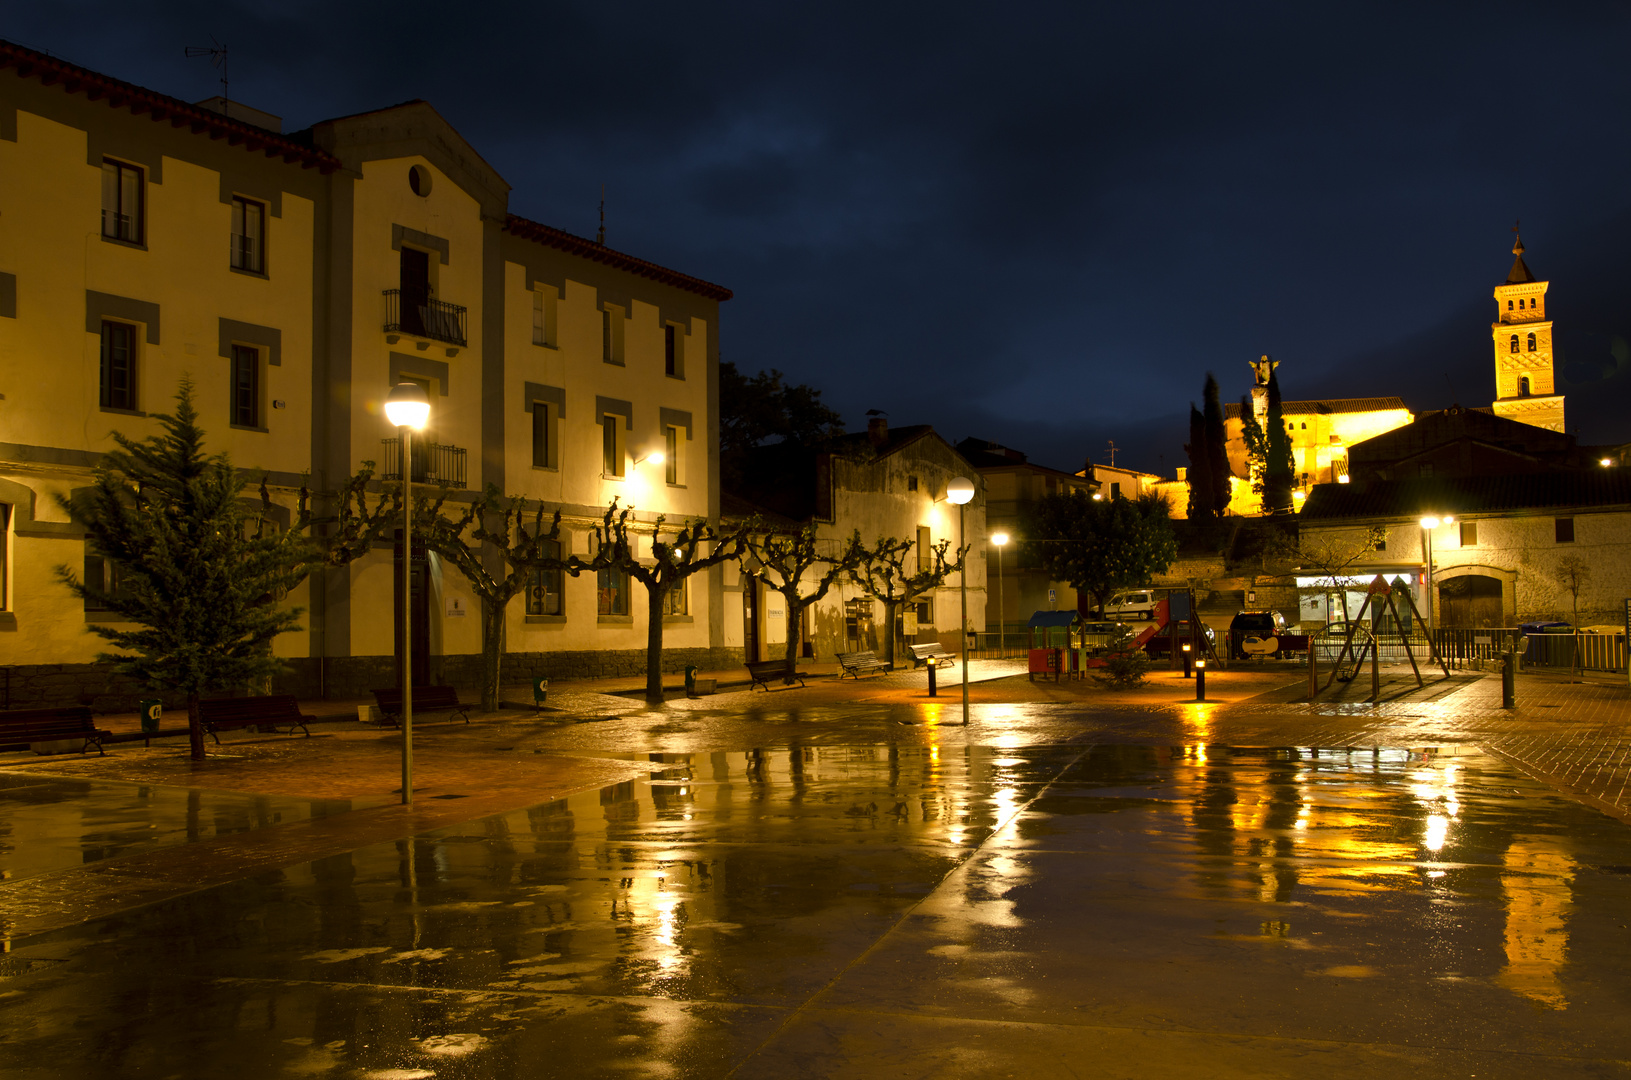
(0, 39, 340, 172)
(504, 214, 732, 302)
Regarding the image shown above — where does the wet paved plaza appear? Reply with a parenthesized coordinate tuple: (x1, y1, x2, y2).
(3, 688, 1631, 1077)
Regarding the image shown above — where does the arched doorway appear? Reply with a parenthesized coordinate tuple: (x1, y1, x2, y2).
(1439, 574, 1504, 628)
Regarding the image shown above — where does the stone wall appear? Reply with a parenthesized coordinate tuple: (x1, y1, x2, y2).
(0, 646, 746, 713)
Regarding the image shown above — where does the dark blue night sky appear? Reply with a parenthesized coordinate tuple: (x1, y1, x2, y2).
(12, 2, 1631, 473)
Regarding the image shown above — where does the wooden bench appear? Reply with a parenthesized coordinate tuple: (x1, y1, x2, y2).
(836, 650, 889, 679)
(746, 659, 806, 691)
(371, 686, 472, 725)
(198, 695, 315, 743)
(0, 707, 110, 755)
(908, 642, 957, 668)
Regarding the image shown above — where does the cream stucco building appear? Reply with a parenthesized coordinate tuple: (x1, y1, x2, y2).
(0, 42, 731, 706)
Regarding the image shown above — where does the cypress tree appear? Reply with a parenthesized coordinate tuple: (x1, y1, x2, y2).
(1183, 405, 1215, 521)
(1202, 373, 1230, 517)
(1239, 393, 1268, 498)
(1263, 369, 1296, 514)
(57, 380, 313, 759)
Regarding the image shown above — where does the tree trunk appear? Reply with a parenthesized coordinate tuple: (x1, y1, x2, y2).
(646, 581, 667, 701)
(783, 593, 804, 679)
(187, 692, 204, 760)
(480, 596, 504, 712)
(881, 598, 900, 669)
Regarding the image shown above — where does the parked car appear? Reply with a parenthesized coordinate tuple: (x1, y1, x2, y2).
(1095, 590, 1157, 621)
(1228, 610, 1309, 659)
(1078, 621, 1124, 654)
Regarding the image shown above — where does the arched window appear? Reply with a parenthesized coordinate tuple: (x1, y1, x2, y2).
(1520, 376, 1530, 396)
(1508, 299, 1514, 310)
(1527, 332, 1537, 352)
(1510, 335, 1519, 354)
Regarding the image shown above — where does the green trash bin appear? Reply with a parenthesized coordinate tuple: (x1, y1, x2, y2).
(684, 666, 698, 697)
(532, 677, 549, 711)
(139, 699, 162, 734)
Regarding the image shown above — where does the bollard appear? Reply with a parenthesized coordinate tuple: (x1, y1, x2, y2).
(1195, 658, 1206, 701)
(1308, 643, 1318, 702)
(1181, 642, 1193, 679)
(1502, 649, 1516, 709)
(927, 661, 937, 697)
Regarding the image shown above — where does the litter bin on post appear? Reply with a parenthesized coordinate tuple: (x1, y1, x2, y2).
(532, 677, 549, 713)
(684, 666, 698, 698)
(139, 699, 162, 746)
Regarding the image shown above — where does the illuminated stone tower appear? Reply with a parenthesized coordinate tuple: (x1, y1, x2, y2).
(1490, 232, 1564, 432)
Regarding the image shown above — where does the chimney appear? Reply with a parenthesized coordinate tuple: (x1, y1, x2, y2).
(1176, 466, 1187, 482)
(867, 416, 888, 448)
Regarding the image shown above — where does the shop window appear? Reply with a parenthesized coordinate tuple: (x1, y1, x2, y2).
(663, 579, 688, 617)
(526, 541, 564, 616)
(598, 566, 629, 616)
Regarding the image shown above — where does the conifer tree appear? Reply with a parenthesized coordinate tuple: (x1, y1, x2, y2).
(1202, 373, 1231, 516)
(1183, 405, 1215, 521)
(1263, 369, 1296, 514)
(56, 380, 314, 759)
(1239, 393, 1268, 500)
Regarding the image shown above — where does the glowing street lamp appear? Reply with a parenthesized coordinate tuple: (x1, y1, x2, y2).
(990, 531, 1009, 660)
(385, 382, 430, 806)
(946, 477, 976, 720)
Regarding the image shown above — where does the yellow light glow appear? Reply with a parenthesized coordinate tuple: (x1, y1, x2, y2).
(647, 450, 666, 466)
(1601, 458, 1613, 468)
(991, 532, 1009, 546)
(1424, 814, 1450, 851)
(1419, 516, 1440, 530)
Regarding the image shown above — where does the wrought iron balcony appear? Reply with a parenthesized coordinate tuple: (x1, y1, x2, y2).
(383, 288, 467, 347)
(381, 437, 468, 489)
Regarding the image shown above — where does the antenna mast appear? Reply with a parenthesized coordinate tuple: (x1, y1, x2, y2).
(596, 184, 606, 245)
(184, 38, 230, 112)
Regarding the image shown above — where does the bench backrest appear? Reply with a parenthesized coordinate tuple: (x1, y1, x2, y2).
(746, 659, 790, 671)
(0, 707, 95, 728)
(837, 651, 879, 663)
(199, 695, 302, 719)
(374, 686, 461, 708)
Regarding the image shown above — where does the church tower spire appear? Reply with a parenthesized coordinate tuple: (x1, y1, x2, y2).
(1490, 226, 1564, 433)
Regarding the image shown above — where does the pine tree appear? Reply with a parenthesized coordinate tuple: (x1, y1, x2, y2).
(1202, 374, 1231, 517)
(1263, 369, 1296, 514)
(1183, 405, 1215, 521)
(1239, 393, 1268, 500)
(56, 380, 314, 759)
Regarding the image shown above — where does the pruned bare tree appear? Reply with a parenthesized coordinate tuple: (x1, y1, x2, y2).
(747, 525, 863, 674)
(850, 535, 963, 669)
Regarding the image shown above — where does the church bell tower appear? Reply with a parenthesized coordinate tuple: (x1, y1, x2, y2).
(1490, 231, 1564, 432)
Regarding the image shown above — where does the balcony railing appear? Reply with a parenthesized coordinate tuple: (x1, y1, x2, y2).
(384, 288, 467, 347)
(381, 437, 468, 489)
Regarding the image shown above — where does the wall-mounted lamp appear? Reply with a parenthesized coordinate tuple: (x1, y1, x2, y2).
(635, 449, 666, 466)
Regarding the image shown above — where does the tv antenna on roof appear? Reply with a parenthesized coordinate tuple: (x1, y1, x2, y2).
(597, 184, 606, 245)
(184, 38, 229, 110)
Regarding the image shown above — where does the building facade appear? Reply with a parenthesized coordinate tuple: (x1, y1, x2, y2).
(725, 420, 987, 666)
(0, 42, 730, 706)
(958, 438, 1095, 635)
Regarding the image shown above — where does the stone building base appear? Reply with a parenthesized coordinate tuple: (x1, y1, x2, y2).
(0, 646, 745, 713)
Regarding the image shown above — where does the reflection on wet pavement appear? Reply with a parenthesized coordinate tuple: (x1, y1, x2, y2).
(2, 741, 1629, 1077)
(0, 773, 352, 883)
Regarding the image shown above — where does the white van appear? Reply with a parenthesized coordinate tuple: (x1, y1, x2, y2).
(1096, 590, 1157, 621)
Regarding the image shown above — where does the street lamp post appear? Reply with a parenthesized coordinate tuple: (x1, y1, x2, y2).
(946, 477, 976, 721)
(990, 532, 1009, 659)
(386, 382, 430, 806)
(1418, 515, 1452, 635)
